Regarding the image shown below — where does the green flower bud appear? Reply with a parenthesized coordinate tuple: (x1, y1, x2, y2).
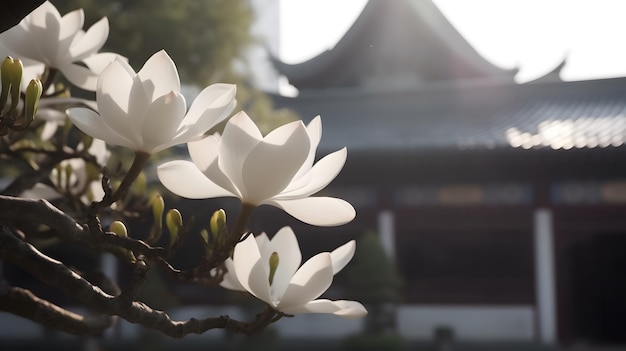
(210, 209, 227, 244)
(109, 220, 128, 237)
(199, 228, 210, 244)
(0, 56, 13, 109)
(8, 58, 22, 113)
(24, 79, 42, 123)
(268, 251, 279, 286)
(109, 221, 136, 263)
(151, 194, 164, 232)
(165, 209, 183, 247)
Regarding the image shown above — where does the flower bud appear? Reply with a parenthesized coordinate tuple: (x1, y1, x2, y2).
(151, 194, 164, 232)
(268, 251, 279, 286)
(8, 58, 22, 112)
(24, 79, 42, 123)
(0, 56, 13, 108)
(109, 220, 128, 237)
(166, 209, 183, 247)
(109, 220, 136, 263)
(210, 209, 226, 244)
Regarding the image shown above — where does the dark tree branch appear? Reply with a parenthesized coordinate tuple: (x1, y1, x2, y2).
(0, 195, 163, 258)
(0, 224, 280, 338)
(0, 286, 114, 335)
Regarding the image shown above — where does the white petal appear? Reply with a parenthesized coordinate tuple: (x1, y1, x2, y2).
(66, 107, 134, 149)
(241, 121, 310, 204)
(59, 9, 84, 41)
(255, 233, 271, 258)
(58, 62, 99, 91)
(82, 52, 124, 74)
(330, 240, 356, 275)
(188, 134, 220, 172)
(233, 234, 273, 305)
(219, 111, 262, 194)
(219, 258, 246, 291)
(70, 16, 108, 60)
(281, 299, 367, 319)
(187, 136, 241, 197)
(140, 91, 187, 153)
(268, 227, 302, 299)
(267, 197, 356, 226)
(157, 160, 236, 199)
(279, 147, 347, 199)
(278, 253, 333, 310)
(332, 300, 368, 319)
(293, 116, 322, 180)
(96, 60, 136, 141)
(180, 83, 236, 132)
(137, 50, 180, 100)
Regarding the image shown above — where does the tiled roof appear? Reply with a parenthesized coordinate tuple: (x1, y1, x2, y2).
(271, 78, 626, 153)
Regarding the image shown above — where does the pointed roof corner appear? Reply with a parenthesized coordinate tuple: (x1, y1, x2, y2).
(273, 0, 517, 91)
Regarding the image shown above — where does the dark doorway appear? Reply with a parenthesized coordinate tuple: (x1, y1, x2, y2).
(569, 233, 626, 344)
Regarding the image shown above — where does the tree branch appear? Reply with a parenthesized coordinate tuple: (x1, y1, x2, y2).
(0, 286, 114, 335)
(0, 226, 280, 338)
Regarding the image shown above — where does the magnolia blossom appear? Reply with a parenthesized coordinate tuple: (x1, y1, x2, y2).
(157, 112, 355, 226)
(220, 227, 367, 318)
(67, 50, 236, 154)
(0, 1, 123, 91)
(22, 139, 110, 203)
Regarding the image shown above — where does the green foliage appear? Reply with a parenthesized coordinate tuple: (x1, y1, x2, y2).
(55, 0, 299, 133)
(55, 0, 253, 85)
(345, 231, 403, 305)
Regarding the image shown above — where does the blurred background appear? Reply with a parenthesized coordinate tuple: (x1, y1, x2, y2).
(3, 1, 626, 350)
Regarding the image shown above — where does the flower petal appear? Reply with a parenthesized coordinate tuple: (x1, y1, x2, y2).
(266, 197, 356, 226)
(59, 9, 84, 41)
(70, 16, 108, 60)
(140, 91, 187, 153)
(219, 111, 262, 195)
(66, 107, 134, 149)
(233, 234, 273, 305)
(330, 240, 356, 275)
(293, 116, 322, 180)
(278, 252, 333, 310)
(82, 52, 125, 74)
(58, 62, 99, 91)
(279, 147, 347, 198)
(137, 50, 180, 100)
(187, 135, 241, 197)
(178, 83, 236, 135)
(96, 59, 136, 140)
(241, 120, 310, 204)
(219, 258, 246, 292)
(281, 299, 367, 319)
(268, 227, 302, 300)
(157, 160, 236, 199)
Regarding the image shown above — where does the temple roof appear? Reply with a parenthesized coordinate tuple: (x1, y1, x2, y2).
(271, 77, 626, 154)
(272, 0, 518, 91)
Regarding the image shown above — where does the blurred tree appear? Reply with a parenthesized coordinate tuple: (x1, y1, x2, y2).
(345, 231, 403, 332)
(55, 0, 298, 133)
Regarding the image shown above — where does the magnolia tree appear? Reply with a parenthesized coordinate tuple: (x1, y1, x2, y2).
(0, 1, 367, 338)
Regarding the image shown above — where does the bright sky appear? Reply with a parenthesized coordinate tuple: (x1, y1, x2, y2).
(278, 0, 626, 83)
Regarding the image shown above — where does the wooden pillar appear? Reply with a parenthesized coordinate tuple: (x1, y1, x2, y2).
(534, 208, 557, 344)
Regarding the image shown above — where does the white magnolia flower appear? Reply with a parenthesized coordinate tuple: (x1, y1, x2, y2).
(157, 111, 355, 226)
(220, 227, 367, 318)
(0, 1, 123, 91)
(66, 50, 236, 154)
(22, 139, 110, 203)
